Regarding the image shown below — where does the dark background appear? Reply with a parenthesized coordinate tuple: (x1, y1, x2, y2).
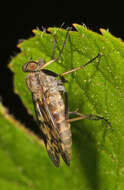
(0, 10, 123, 133)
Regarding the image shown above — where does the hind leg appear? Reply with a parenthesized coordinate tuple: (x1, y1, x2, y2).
(68, 111, 112, 128)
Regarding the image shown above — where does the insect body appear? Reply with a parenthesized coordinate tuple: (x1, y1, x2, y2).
(23, 60, 72, 167)
(23, 30, 111, 167)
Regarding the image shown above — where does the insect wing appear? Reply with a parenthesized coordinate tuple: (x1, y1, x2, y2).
(33, 93, 61, 167)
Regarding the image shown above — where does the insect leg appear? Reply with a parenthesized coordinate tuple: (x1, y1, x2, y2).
(64, 91, 69, 119)
(56, 81, 69, 119)
(51, 34, 56, 59)
(39, 28, 71, 70)
(60, 53, 102, 77)
(68, 111, 112, 128)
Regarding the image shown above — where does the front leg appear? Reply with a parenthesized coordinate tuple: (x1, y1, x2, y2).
(57, 81, 69, 120)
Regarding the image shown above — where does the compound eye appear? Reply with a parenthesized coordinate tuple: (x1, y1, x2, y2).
(23, 61, 38, 72)
(28, 62, 38, 71)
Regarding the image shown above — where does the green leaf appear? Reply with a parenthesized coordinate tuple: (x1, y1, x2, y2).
(6, 24, 124, 189)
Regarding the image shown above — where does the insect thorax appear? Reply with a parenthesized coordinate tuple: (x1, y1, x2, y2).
(26, 71, 60, 95)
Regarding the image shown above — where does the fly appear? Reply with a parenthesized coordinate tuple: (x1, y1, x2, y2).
(23, 28, 111, 167)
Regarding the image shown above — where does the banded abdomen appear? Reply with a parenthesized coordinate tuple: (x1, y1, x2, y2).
(45, 87, 72, 164)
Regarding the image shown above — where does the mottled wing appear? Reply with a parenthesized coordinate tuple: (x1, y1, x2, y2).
(33, 94, 62, 167)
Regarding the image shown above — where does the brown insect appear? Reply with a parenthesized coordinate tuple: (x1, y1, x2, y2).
(23, 29, 111, 167)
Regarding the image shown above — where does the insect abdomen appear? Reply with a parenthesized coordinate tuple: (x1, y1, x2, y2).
(57, 120, 72, 165)
(47, 90, 72, 165)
